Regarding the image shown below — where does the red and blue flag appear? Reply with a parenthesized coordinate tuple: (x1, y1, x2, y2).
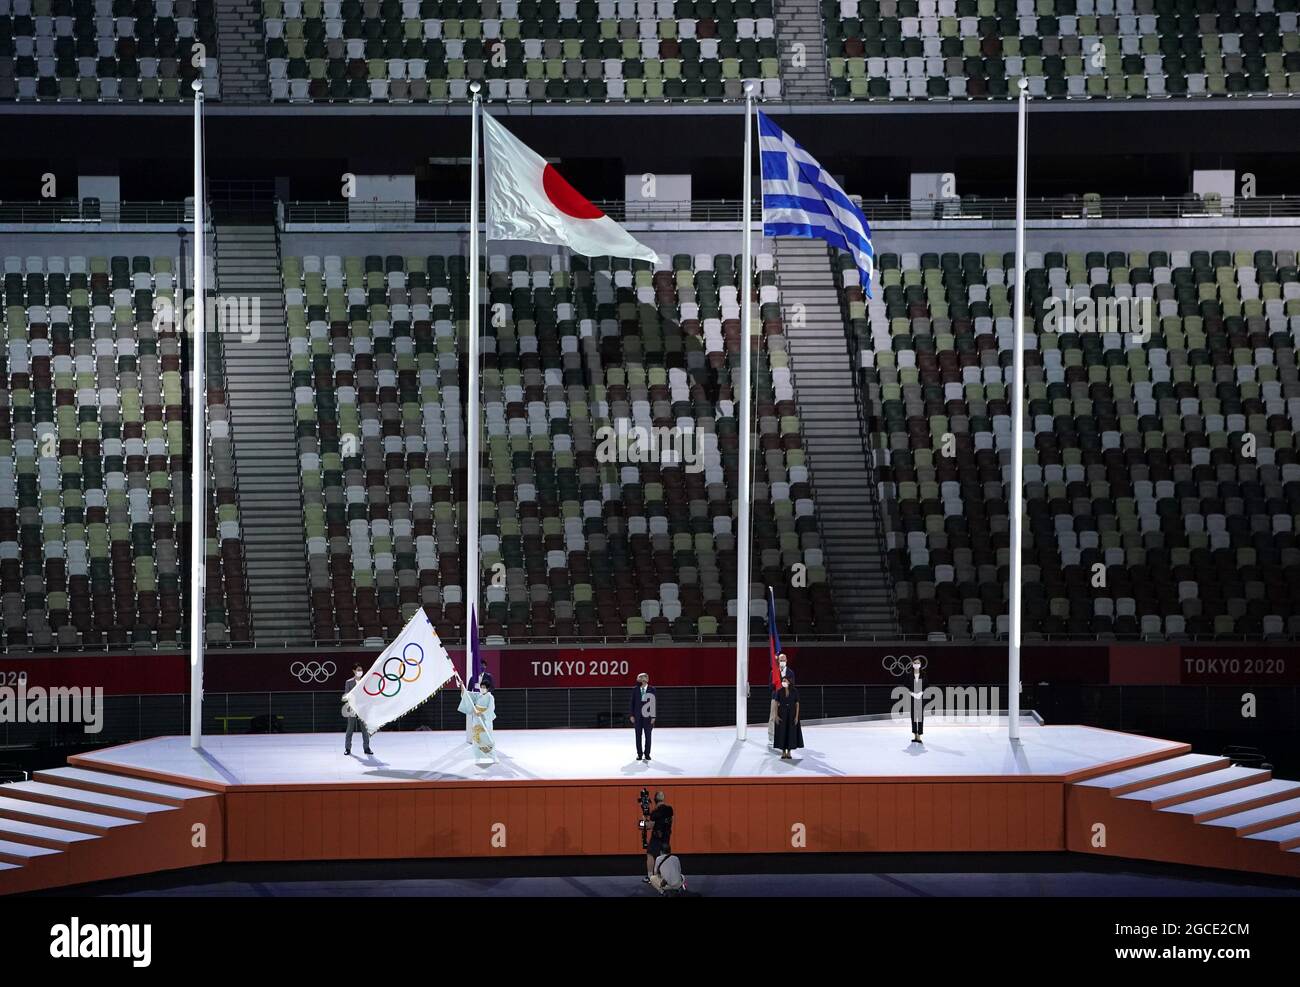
(766, 586, 782, 691)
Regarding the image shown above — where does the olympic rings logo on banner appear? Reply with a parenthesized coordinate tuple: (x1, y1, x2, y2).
(362, 642, 424, 698)
(882, 654, 928, 677)
(290, 660, 337, 683)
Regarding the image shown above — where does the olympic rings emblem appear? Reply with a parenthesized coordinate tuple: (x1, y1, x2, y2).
(362, 642, 425, 698)
(290, 660, 337, 683)
(882, 654, 928, 677)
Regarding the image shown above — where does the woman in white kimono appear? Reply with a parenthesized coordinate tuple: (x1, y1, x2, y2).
(459, 671, 497, 764)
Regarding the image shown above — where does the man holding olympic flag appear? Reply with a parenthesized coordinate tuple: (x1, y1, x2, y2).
(342, 662, 374, 756)
(343, 609, 458, 744)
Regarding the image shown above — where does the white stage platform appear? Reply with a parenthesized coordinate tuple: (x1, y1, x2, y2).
(8, 716, 1293, 891)
(75, 717, 1185, 789)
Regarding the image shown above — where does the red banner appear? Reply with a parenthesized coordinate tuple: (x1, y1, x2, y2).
(1175, 645, 1298, 685)
(0, 641, 1293, 694)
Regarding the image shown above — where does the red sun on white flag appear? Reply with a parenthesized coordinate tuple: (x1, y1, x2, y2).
(482, 112, 657, 263)
(541, 165, 605, 220)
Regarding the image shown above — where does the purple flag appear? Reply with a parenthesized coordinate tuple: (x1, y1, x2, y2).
(470, 604, 483, 686)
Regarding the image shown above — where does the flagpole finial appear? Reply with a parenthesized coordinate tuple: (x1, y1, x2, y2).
(470, 80, 481, 97)
(1017, 77, 1029, 98)
(743, 79, 755, 98)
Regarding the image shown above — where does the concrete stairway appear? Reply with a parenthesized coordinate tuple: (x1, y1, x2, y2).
(0, 767, 221, 894)
(775, 239, 896, 637)
(1068, 752, 1300, 879)
(213, 224, 313, 646)
(775, 0, 831, 102)
(214, 0, 270, 103)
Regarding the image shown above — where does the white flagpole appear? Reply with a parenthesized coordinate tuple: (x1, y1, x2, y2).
(465, 82, 482, 682)
(1008, 78, 1029, 743)
(189, 78, 206, 750)
(736, 81, 756, 740)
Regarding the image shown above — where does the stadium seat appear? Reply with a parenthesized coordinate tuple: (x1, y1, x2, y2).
(0, 0, 221, 103)
(0, 253, 249, 648)
(264, 0, 782, 102)
(822, 0, 1297, 100)
(282, 247, 834, 642)
(836, 241, 1300, 640)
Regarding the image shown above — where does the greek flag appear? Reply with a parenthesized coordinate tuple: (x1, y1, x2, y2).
(757, 110, 875, 297)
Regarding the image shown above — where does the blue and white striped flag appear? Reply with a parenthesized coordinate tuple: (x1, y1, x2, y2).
(757, 110, 875, 297)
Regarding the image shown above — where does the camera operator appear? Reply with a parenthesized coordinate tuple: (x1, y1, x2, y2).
(643, 790, 673, 883)
(649, 851, 685, 895)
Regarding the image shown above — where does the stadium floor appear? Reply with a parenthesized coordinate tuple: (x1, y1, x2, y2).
(37, 854, 1300, 898)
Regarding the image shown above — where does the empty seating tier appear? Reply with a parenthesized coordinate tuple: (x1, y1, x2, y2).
(0, 254, 251, 649)
(284, 249, 833, 644)
(835, 244, 1300, 639)
(825, 0, 1300, 100)
(263, 0, 782, 102)
(0, 0, 220, 102)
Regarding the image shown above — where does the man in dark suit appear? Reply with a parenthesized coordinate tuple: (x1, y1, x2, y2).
(343, 663, 373, 756)
(628, 672, 656, 762)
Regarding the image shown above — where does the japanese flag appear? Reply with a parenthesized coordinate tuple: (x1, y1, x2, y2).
(482, 111, 659, 264)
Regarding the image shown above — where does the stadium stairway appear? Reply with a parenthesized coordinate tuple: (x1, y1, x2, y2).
(215, 0, 271, 103)
(775, 0, 831, 101)
(213, 224, 313, 646)
(775, 239, 896, 636)
(0, 767, 222, 895)
(1068, 752, 1300, 880)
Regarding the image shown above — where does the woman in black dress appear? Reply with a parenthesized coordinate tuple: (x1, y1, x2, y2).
(773, 676, 803, 759)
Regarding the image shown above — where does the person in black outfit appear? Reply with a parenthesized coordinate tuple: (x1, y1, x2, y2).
(773, 675, 803, 759)
(644, 790, 673, 883)
(907, 657, 925, 744)
(768, 652, 795, 747)
(628, 672, 656, 761)
(342, 663, 373, 756)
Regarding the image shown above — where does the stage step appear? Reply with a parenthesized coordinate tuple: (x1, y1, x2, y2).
(1074, 752, 1229, 794)
(1202, 797, 1300, 836)
(2, 781, 179, 820)
(0, 838, 62, 864)
(34, 767, 215, 805)
(1117, 765, 1270, 809)
(1244, 820, 1300, 850)
(0, 793, 142, 833)
(0, 762, 224, 896)
(0, 816, 101, 849)
(1067, 752, 1300, 880)
(1162, 779, 1300, 822)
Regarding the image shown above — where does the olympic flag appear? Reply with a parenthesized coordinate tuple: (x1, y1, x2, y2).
(344, 609, 457, 734)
